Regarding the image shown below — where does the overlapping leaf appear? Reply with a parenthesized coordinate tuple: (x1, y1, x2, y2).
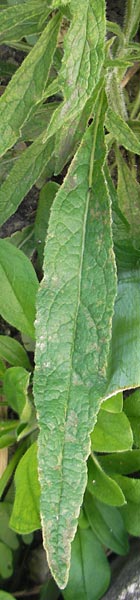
(34, 91, 117, 588)
(0, 132, 55, 227)
(43, 0, 106, 143)
(0, 12, 61, 157)
(0, 2, 50, 43)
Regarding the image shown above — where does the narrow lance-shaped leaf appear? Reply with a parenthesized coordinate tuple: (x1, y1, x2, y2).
(34, 90, 117, 588)
(43, 0, 106, 143)
(0, 12, 61, 158)
(0, 2, 50, 44)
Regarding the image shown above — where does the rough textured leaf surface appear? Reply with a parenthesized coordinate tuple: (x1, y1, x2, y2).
(34, 93, 116, 588)
(0, 12, 61, 157)
(43, 0, 105, 142)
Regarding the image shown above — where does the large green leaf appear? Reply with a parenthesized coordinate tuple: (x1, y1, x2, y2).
(84, 491, 129, 556)
(0, 132, 55, 227)
(0, 12, 61, 157)
(10, 442, 40, 533)
(34, 92, 117, 588)
(43, 0, 105, 143)
(0, 2, 50, 43)
(0, 240, 38, 338)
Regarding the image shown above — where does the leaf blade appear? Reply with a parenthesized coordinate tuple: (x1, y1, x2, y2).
(34, 92, 117, 588)
(0, 12, 61, 157)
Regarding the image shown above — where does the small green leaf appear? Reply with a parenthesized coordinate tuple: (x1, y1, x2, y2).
(0, 12, 61, 157)
(84, 491, 129, 555)
(0, 431, 17, 450)
(105, 108, 140, 155)
(63, 527, 110, 600)
(91, 410, 133, 452)
(3, 366, 31, 420)
(0, 240, 38, 338)
(99, 450, 140, 475)
(10, 442, 40, 534)
(34, 182, 59, 268)
(101, 392, 123, 413)
(87, 455, 126, 506)
(0, 335, 31, 370)
(0, 132, 55, 227)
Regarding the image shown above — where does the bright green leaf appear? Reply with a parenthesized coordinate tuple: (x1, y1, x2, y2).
(101, 392, 123, 413)
(3, 366, 31, 420)
(10, 442, 40, 534)
(0, 335, 31, 370)
(87, 454, 126, 506)
(34, 92, 117, 588)
(0, 12, 61, 157)
(84, 491, 129, 555)
(91, 410, 133, 452)
(63, 527, 110, 600)
(0, 239, 38, 338)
